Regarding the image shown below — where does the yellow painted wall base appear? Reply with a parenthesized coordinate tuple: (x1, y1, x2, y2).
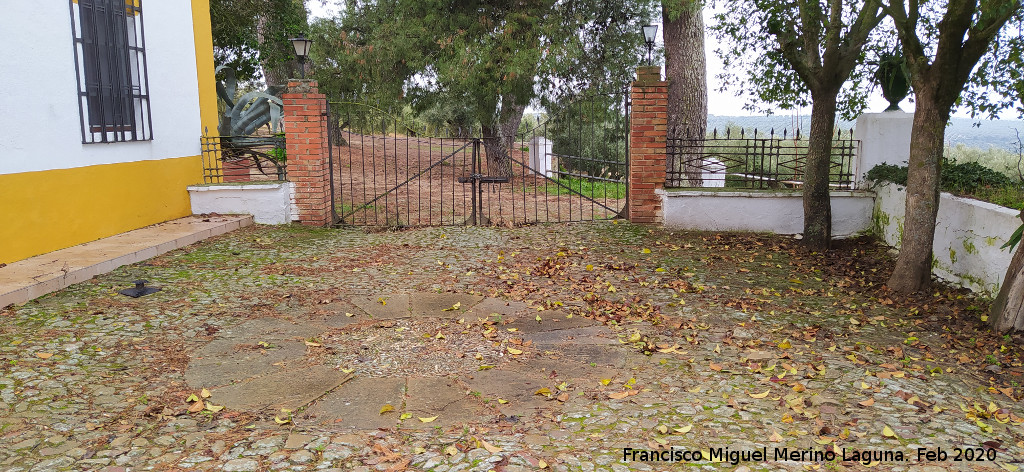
(0, 156, 203, 264)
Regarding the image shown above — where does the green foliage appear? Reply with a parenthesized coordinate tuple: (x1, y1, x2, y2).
(544, 177, 627, 200)
(867, 157, 1023, 210)
(210, 0, 308, 83)
(310, 0, 657, 131)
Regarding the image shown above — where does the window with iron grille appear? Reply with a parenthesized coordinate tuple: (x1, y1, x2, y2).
(69, 0, 153, 143)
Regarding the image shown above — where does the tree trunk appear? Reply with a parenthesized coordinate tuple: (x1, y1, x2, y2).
(663, 0, 707, 187)
(888, 92, 948, 293)
(991, 217, 1024, 332)
(802, 89, 839, 251)
(481, 103, 527, 178)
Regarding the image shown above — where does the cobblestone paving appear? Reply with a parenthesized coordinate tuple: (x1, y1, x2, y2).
(1, 222, 1023, 471)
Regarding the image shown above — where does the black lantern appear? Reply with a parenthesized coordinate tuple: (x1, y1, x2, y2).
(642, 25, 658, 66)
(289, 33, 313, 79)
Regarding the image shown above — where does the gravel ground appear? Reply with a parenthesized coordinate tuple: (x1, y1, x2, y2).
(1, 221, 1023, 472)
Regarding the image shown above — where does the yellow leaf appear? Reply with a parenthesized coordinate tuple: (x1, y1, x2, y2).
(200, 388, 211, 398)
(445, 445, 459, 456)
(860, 382, 870, 389)
(345, 312, 356, 317)
(600, 379, 611, 386)
(497, 398, 508, 404)
(657, 425, 668, 434)
(642, 248, 651, 254)
(585, 264, 594, 271)
(778, 340, 792, 349)
(535, 387, 552, 396)
(538, 459, 549, 469)
(607, 285, 617, 292)
(977, 420, 992, 433)
(205, 404, 224, 412)
(882, 425, 897, 438)
(274, 415, 291, 424)
(749, 390, 770, 399)
(340, 367, 355, 374)
(304, 340, 322, 347)
(443, 302, 462, 312)
(507, 328, 518, 332)
(186, 394, 200, 403)
(673, 424, 693, 434)
(478, 437, 502, 453)
(655, 267, 666, 272)
(378, 297, 387, 305)
(999, 463, 1020, 471)
(781, 414, 793, 423)
(507, 347, 523, 355)
(418, 416, 438, 423)
(769, 429, 784, 442)
(435, 332, 445, 339)
(414, 446, 426, 454)
(535, 315, 543, 322)
(400, 413, 412, 420)
(380, 404, 395, 415)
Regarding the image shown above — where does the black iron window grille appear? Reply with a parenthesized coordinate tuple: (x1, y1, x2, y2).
(69, 0, 153, 143)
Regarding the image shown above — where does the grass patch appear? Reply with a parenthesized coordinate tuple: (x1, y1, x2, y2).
(543, 177, 626, 200)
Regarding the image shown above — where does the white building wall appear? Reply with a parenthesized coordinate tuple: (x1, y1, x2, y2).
(0, 1, 202, 176)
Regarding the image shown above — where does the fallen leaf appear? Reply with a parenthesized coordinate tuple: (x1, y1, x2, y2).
(345, 312, 356, 317)
(507, 347, 523, 355)
(418, 416, 438, 423)
(608, 391, 630, 400)
(859, 398, 875, 407)
(340, 367, 355, 374)
(186, 394, 200, 403)
(778, 340, 792, 349)
(769, 429, 784, 442)
(188, 400, 205, 413)
(674, 424, 693, 434)
(709, 363, 723, 371)
(443, 302, 462, 312)
(535, 387, 552, 396)
(642, 248, 652, 254)
(304, 340, 322, 347)
(274, 415, 291, 424)
(538, 459, 549, 469)
(556, 392, 569, 402)
(200, 388, 211, 398)
(445, 445, 459, 456)
(399, 413, 412, 420)
(380, 404, 395, 415)
(478, 437, 502, 453)
(205, 404, 224, 412)
(749, 390, 770, 399)
(882, 425, 897, 438)
(35, 352, 53, 359)
(497, 398, 508, 404)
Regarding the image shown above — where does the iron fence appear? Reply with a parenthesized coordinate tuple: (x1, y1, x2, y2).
(200, 135, 287, 184)
(666, 128, 858, 190)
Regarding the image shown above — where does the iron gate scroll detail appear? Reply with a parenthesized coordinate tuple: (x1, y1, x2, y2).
(330, 91, 629, 227)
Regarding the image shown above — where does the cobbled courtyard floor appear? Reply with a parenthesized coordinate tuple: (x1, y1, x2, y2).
(1, 221, 1023, 472)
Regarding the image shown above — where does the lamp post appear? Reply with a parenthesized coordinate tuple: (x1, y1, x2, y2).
(289, 33, 313, 79)
(642, 24, 658, 66)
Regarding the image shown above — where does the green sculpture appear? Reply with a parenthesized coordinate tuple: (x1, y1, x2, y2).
(875, 51, 911, 112)
(214, 66, 286, 180)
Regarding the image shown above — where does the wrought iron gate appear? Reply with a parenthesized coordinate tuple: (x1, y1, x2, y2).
(328, 92, 629, 227)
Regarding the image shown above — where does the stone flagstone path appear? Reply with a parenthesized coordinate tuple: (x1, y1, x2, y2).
(186, 292, 645, 431)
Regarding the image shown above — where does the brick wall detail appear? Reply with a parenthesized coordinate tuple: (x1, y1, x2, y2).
(283, 80, 331, 226)
(629, 66, 667, 224)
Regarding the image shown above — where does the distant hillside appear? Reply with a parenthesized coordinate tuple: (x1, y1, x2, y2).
(707, 114, 1024, 151)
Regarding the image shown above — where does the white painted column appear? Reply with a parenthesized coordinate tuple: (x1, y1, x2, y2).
(528, 136, 555, 178)
(852, 111, 914, 188)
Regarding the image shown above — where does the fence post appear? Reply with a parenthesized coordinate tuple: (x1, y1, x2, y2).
(283, 80, 331, 226)
(628, 66, 668, 224)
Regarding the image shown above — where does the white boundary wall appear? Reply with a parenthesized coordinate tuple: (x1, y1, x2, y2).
(660, 189, 875, 237)
(873, 182, 1018, 294)
(188, 183, 294, 224)
(0, 1, 202, 175)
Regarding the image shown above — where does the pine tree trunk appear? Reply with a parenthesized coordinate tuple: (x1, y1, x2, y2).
(802, 90, 838, 251)
(991, 218, 1024, 332)
(888, 93, 948, 293)
(663, 0, 707, 187)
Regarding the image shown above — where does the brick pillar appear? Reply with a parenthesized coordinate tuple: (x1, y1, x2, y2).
(629, 66, 667, 224)
(283, 80, 331, 226)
